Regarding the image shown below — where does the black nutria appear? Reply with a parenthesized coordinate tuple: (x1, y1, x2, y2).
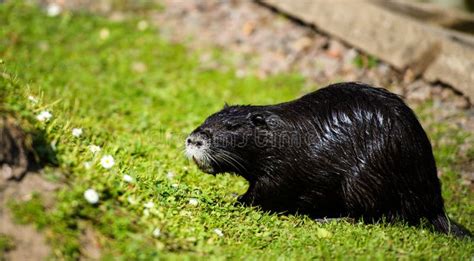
(185, 82, 471, 238)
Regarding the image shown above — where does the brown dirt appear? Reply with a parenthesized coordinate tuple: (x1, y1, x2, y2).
(0, 117, 33, 181)
(0, 116, 102, 260)
(0, 173, 57, 261)
(0, 117, 56, 260)
(79, 223, 102, 260)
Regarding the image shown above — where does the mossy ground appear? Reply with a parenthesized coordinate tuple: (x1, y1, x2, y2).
(1, 1, 473, 259)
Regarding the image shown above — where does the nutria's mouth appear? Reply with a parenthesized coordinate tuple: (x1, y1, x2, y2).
(192, 156, 215, 175)
(185, 133, 217, 175)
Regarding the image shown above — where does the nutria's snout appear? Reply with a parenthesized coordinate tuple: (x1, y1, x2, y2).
(185, 130, 215, 174)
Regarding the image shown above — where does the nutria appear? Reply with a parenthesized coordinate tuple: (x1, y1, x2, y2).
(185, 82, 471, 238)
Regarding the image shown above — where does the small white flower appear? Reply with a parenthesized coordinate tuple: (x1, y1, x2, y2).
(84, 161, 92, 169)
(144, 201, 155, 209)
(99, 28, 110, 40)
(127, 196, 138, 205)
(143, 209, 150, 217)
(88, 145, 101, 154)
(166, 171, 175, 180)
(123, 174, 134, 183)
(213, 228, 224, 237)
(171, 183, 179, 188)
(50, 141, 57, 151)
(84, 189, 99, 204)
(72, 128, 83, 137)
(137, 20, 149, 31)
(188, 198, 199, 206)
(28, 95, 38, 104)
(100, 155, 115, 169)
(36, 111, 52, 122)
(152, 228, 161, 238)
(46, 3, 61, 17)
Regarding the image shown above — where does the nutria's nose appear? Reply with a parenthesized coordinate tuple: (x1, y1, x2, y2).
(186, 136, 204, 148)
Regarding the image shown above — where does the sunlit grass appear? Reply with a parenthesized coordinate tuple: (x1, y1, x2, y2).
(1, 1, 473, 259)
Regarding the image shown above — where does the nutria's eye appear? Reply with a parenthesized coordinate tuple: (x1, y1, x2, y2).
(224, 121, 241, 130)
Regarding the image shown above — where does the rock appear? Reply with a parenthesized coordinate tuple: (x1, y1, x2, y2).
(290, 36, 313, 53)
(263, 0, 474, 102)
(406, 80, 431, 102)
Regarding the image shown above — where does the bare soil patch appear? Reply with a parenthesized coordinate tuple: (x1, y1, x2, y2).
(0, 174, 56, 261)
(0, 117, 56, 260)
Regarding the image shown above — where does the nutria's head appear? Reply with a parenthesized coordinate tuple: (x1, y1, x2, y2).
(185, 105, 283, 177)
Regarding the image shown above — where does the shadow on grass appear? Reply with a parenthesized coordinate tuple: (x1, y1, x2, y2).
(0, 115, 57, 181)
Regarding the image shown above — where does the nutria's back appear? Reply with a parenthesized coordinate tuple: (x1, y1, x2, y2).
(185, 82, 472, 238)
(295, 84, 441, 219)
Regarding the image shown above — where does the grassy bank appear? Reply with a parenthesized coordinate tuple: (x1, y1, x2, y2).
(1, 1, 473, 259)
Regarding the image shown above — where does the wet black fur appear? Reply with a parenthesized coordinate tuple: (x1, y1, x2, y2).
(189, 82, 471, 238)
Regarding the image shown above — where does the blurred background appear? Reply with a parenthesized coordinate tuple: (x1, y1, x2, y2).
(1, 0, 473, 260)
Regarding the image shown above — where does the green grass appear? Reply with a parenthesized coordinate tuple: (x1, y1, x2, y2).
(1, 1, 473, 259)
(0, 234, 16, 259)
(353, 54, 378, 69)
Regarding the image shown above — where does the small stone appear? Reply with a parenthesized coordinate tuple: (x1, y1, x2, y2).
(241, 21, 256, 36)
(403, 69, 416, 83)
(290, 37, 313, 52)
(326, 40, 344, 58)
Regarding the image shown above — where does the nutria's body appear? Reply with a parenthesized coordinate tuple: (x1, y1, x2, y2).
(185, 82, 471, 237)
